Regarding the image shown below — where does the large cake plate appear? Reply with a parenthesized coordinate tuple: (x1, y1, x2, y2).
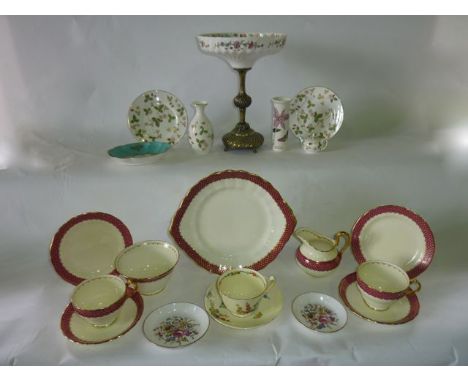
(169, 170, 296, 274)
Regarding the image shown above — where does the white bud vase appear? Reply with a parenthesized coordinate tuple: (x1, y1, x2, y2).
(188, 101, 214, 154)
(271, 96, 291, 152)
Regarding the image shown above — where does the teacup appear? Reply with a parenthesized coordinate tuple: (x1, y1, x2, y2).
(216, 268, 275, 317)
(115, 240, 179, 296)
(71, 275, 131, 327)
(356, 260, 421, 311)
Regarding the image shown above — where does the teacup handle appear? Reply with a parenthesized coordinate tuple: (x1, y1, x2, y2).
(264, 276, 276, 295)
(405, 279, 421, 296)
(125, 279, 139, 297)
(333, 231, 351, 255)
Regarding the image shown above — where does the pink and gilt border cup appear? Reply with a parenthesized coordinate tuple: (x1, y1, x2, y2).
(356, 261, 421, 311)
(71, 275, 135, 327)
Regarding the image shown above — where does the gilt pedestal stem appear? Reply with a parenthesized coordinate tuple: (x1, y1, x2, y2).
(222, 68, 264, 153)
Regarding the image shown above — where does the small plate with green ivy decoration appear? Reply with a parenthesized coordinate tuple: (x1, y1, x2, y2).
(128, 90, 188, 145)
(289, 86, 344, 147)
(143, 303, 209, 348)
(292, 292, 347, 333)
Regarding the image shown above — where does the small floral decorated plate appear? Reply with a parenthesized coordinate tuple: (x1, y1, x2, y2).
(107, 141, 171, 165)
(128, 90, 188, 145)
(292, 292, 347, 333)
(204, 280, 283, 329)
(143, 303, 209, 348)
(289, 86, 344, 144)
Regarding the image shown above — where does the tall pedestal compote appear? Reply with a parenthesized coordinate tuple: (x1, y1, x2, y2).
(197, 33, 287, 152)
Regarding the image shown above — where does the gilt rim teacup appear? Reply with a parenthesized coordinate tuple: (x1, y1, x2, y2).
(71, 275, 130, 327)
(216, 268, 276, 318)
(356, 260, 421, 311)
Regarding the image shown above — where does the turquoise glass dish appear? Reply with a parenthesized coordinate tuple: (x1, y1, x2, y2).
(108, 141, 171, 164)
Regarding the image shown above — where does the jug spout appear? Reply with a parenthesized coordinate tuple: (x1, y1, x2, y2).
(294, 228, 322, 247)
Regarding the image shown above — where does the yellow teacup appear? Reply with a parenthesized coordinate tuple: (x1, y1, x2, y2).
(71, 275, 130, 327)
(216, 268, 275, 317)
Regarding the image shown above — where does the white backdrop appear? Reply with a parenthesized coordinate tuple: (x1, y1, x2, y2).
(0, 16, 468, 365)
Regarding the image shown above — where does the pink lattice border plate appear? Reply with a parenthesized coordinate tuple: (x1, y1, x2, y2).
(169, 170, 297, 274)
(50, 212, 133, 285)
(351, 205, 435, 279)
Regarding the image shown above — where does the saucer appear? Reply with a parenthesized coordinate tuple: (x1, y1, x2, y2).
(292, 292, 347, 333)
(338, 273, 420, 325)
(107, 141, 171, 165)
(61, 292, 144, 344)
(143, 303, 209, 348)
(204, 280, 283, 329)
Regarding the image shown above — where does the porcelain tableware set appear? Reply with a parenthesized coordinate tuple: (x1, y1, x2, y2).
(51, 212, 205, 346)
(53, 32, 436, 347)
(51, 170, 435, 346)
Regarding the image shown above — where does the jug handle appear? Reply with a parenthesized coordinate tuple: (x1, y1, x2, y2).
(333, 231, 351, 255)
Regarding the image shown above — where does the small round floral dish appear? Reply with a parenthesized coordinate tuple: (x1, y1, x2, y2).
(292, 292, 347, 333)
(143, 303, 209, 348)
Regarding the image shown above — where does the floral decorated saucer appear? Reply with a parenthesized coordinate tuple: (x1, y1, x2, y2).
(289, 86, 344, 148)
(338, 273, 420, 325)
(61, 292, 144, 345)
(107, 141, 171, 165)
(292, 292, 347, 333)
(128, 90, 187, 145)
(143, 303, 209, 348)
(204, 280, 283, 329)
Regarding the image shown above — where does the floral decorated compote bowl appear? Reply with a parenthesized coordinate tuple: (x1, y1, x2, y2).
(197, 33, 287, 152)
